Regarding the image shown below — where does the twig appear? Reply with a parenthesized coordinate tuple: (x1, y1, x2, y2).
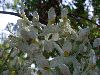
(67, 13, 100, 27)
(0, 11, 22, 18)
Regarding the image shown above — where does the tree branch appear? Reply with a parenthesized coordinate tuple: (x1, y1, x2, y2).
(67, 13, 100, 27)
(0, 11, 22, 18)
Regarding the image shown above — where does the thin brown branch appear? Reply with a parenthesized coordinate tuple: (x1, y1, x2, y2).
(0, 11, 22, 18)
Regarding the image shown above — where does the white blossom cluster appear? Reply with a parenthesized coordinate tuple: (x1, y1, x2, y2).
(2, 7, 99, 75)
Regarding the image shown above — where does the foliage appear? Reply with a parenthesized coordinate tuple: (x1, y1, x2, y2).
(0, 7, 99, 74)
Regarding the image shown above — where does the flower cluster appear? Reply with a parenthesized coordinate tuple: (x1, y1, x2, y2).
(2, 7, 99, 75)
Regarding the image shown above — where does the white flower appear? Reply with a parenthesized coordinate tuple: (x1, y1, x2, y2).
(61, 8, 68, 18)
(31, 64, 35, 69)
(48, 7, 56, 20)
(89, 49, 96, 64)
(51, 33, 59, 41)
(21, 12, 29, 22)
(78, 28, 90, 41)
(59, 19, 63, 22)
(33, 11, 39, 21)
(62, 40, 72, 53)
(93, 38, 100, 47)
(78, 43, 87, 53)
